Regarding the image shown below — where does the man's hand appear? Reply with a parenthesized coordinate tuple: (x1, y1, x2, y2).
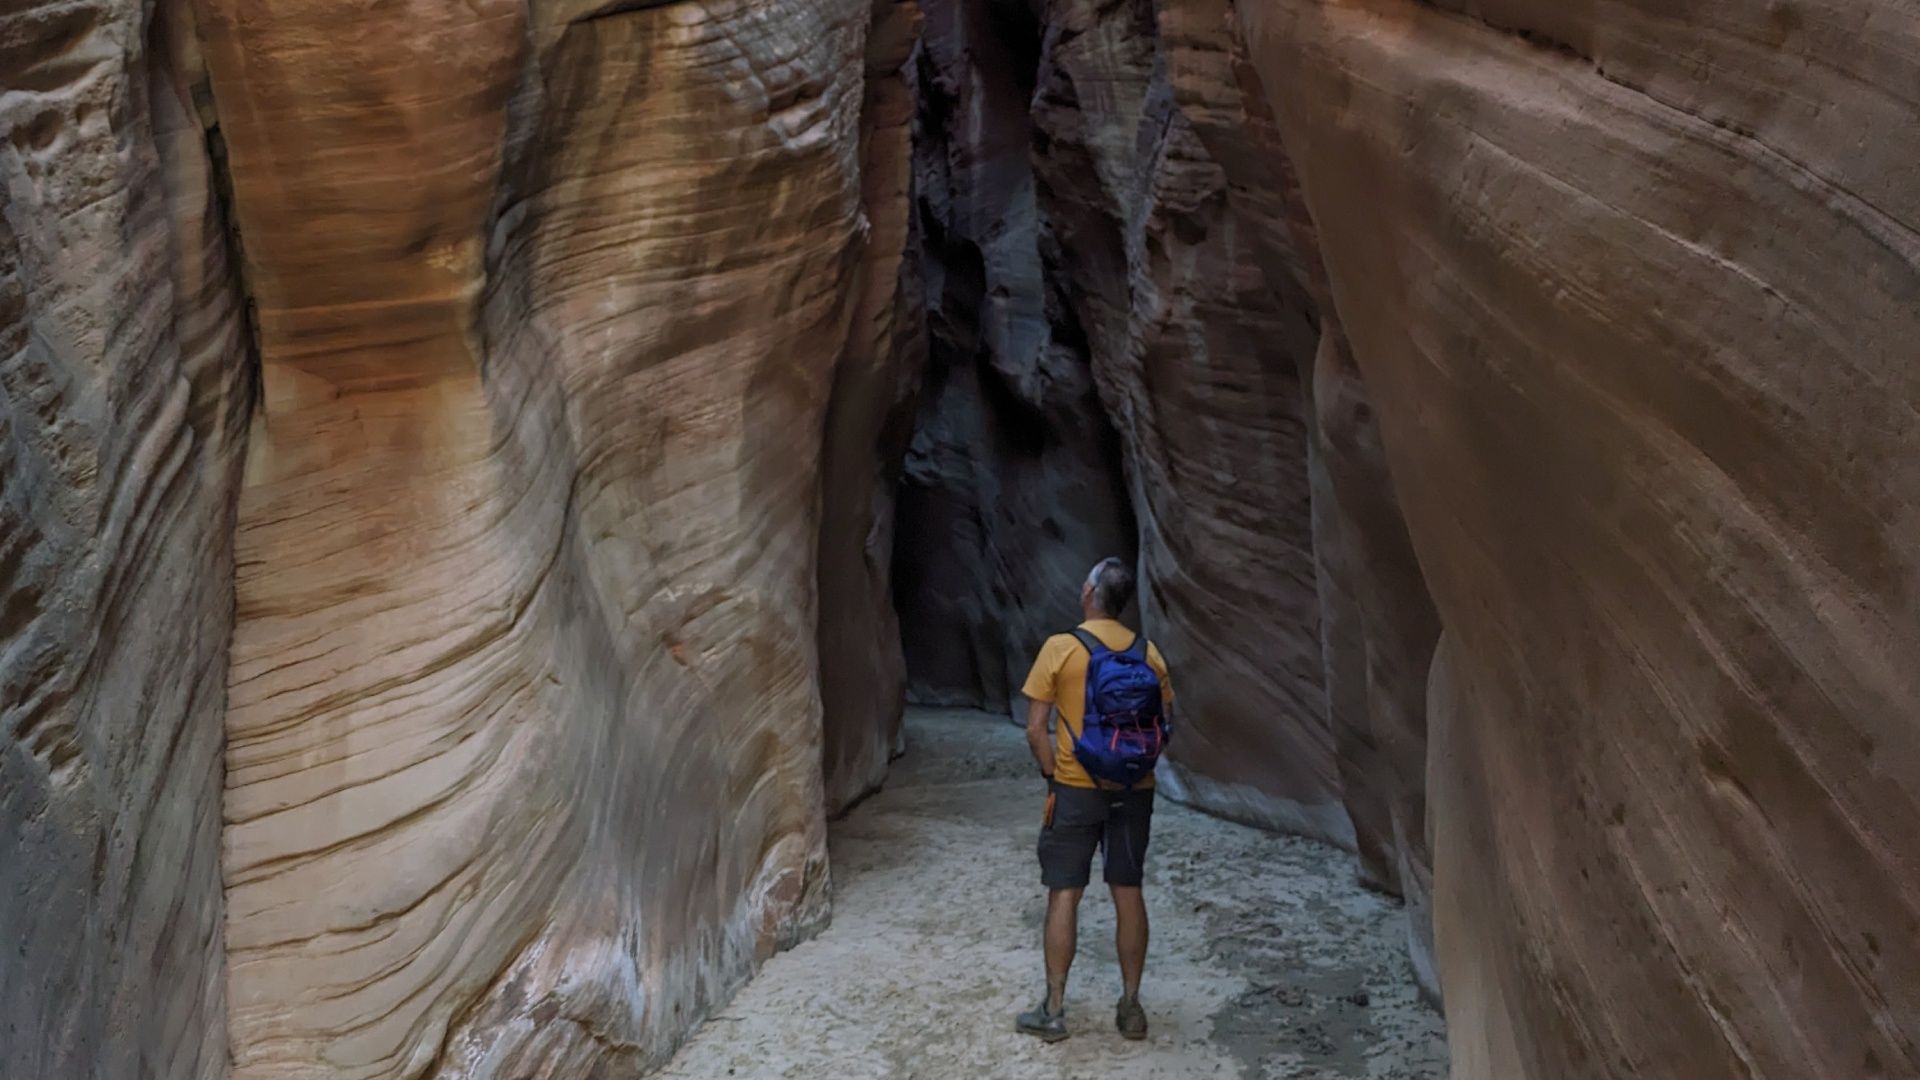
(1025, 697, 1056, 781)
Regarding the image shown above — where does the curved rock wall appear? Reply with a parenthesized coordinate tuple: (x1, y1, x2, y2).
(0, 2, 250, 1074)
(1153, 0, 1442, 991)
(209, 1, 878, 1074)
(819, 0, 925, 815)
(5, 0, 915, 1075)
(1030, 0, 1351, 844)
(897, 0, 1441, 990)
(1217, 0, 1920, 1074)
(12, 0, 1918, 1075)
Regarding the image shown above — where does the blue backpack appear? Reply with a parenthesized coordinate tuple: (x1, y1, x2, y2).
(1069, 629, 1171, 788)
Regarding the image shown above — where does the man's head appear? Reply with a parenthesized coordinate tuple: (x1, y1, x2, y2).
(1081, 556, 1135, 619)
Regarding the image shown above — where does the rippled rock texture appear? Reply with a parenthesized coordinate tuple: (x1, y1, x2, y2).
(1151, 0, 1441, 990)
(215, 1, 897, 1073)
(5, 0, 919, 1075)
(1030, 0, 1356, 847)
(1, 1, 250, 1074)
(892, 0, 1442, 1000)
(12, 0, 1920, 1075)
(902, 1, 1920, 1074)
(1211, 0, 1920, 1075)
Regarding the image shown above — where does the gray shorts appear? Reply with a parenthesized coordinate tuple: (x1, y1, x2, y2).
(1038, 782, 1154, 889)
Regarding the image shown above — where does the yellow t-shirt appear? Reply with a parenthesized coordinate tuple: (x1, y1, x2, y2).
(1021, 619, 1173, 790)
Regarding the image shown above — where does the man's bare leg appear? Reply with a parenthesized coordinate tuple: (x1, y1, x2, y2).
(1044, 886, 1084, 1011)
(1111, 884, 1150, 1039)
(1111, 884, 1148, 997)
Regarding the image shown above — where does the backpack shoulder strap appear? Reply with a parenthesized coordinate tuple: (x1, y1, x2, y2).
(1069, 628, 1107, 656)
(1126, 631, 1149, 659)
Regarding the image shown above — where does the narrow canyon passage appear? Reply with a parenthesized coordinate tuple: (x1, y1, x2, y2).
(7, 1, 1919, 1077)
(664, 709, 1446, 1079)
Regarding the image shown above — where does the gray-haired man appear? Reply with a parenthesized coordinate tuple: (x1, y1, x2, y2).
(1014, 557, 1173, 1042)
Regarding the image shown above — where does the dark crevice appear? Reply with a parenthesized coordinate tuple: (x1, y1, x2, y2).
(178, 37, 265, 424)
(892, 0, 1138, 713)
(197, 122, 265, 420)
(575, 0, 684, 25)
(984, 0, 1044, 102)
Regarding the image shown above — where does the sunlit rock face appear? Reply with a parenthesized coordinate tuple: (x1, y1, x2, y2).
(0, 2, 250, 1075)
(893, 0, 1137, 715)
(1210, 0, 1920, 1075)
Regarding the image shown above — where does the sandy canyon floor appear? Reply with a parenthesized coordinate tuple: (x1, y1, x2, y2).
(664, 708, 1447, 1079)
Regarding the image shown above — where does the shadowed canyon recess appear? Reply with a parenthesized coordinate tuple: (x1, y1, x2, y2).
(2, 0, 1916, 1078)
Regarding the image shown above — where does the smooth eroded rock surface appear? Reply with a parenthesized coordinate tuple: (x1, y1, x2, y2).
(1029, 0, 1351, 844)
(14, 0, 1919, 1076)
(819, 0, 925, 815)
(1224, 0, 1920, 1074)
(6, 1, 917, 1073)
(1154, 0, 1441, 990)
(203, 1, 882, 1074)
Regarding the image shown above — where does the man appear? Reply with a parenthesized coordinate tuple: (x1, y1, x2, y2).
(1014, 556, 1173, 1043)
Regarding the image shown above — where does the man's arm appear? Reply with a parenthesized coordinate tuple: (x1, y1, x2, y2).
(1020, 636, 1064, 781)
(1025, 697, 1055, 780)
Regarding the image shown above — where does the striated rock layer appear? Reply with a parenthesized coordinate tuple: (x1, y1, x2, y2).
(893, 0, 1137, 714)
(904, 7, 1920, 1067)
(1029, 0, 1351, 845)
(205, 1, 887, 1075)
(1217, 0, 1920, 1074)
(0, 0, 251, 1075)
(1153, 0, 1441, 991)
(7, 0, 921, 1073)
(897, 0, 1439, 986)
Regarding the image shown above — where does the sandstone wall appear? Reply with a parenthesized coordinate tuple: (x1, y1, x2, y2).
(0, 1, 250, 1074)
(894, 0, 1137, 714)
(13, 0, 1916, 1075)
(819, 0, 925, 815)
(206, 1, 881, 1074)
(1153, 0, 1442, 992)
(1030, 0, 1354, 845)
(1218, 0, 1920, 1074)
(6, 0, 913, 1075)
(896, 0, 1439, 982)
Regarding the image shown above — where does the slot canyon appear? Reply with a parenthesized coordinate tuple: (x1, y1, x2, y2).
(1, 0, 1915, 1077)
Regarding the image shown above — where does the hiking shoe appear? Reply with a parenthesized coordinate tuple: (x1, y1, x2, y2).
(1115, 994, 1148, 1040)
(1016, 997, 1069, 1043)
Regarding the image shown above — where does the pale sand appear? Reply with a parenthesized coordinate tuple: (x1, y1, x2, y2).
(663, 708, 1447, 1079)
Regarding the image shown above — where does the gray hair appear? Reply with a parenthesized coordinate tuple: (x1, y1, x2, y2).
(1085, 557, 1135, 616)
